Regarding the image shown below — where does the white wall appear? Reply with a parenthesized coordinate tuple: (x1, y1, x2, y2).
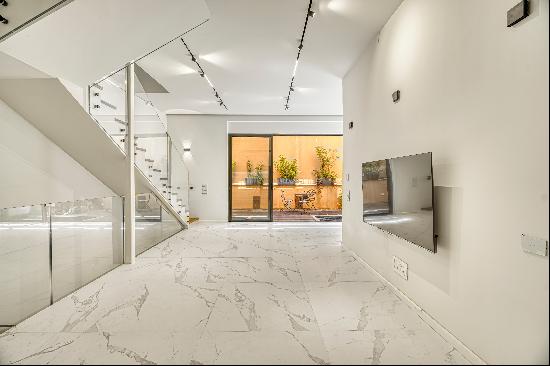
(342, 0, 549, 364)
(0, 98, 114, 208)
(168, 114, 342, 221)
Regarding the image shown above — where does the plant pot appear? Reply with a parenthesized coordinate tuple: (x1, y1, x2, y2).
(278, 178, 296, 186)
(245, 177, 259, 185)
(317, 178, 334, 186)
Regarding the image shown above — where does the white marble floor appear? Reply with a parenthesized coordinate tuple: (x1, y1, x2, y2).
(0, 222, 469, 365)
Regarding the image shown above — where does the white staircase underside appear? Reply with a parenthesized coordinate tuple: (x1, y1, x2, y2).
(0, 77, 186, 225)
(0, 0, 210, 85)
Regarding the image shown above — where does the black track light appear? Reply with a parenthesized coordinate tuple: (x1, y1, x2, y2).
(181, 38, 228, 110)
(0, 1, 7, 6)
(0, 14, 7, 24)
(284, 0, 313, 110)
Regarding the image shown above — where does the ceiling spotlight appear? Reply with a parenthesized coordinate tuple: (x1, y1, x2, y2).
(191, 55, 196, 62)
(290, 86, 295, 92)
(308, 10, 316, 17)
(0, 1, 7, 6)
(199, 71, 205, 77)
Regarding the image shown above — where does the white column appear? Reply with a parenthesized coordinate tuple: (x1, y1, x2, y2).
(124, 63, 136, 264)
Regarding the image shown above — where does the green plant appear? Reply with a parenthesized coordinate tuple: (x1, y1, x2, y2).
(255, 162, 264, 185)
(337, 191, 343, 209)
(312, 146, 339, 183)
(274, 155, 298, 180)
(246, 160, 254, 178)
(232, 160, 237, 171)
(363, 160, 384, 175)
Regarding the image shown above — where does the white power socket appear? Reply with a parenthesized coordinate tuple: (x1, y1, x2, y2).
(392, 256, 408, 280)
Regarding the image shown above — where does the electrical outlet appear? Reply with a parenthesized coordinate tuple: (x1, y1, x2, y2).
(392, 256, 408, 280)
(521, 234, 548, 256)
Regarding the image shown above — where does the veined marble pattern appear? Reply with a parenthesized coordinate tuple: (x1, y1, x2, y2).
(0, 222, 469, 365)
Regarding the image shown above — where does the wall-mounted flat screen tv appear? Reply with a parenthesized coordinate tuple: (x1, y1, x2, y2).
(362, 152, 436, 253)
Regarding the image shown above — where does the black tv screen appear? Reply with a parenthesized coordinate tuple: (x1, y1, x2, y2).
(362, 152, 436, 253)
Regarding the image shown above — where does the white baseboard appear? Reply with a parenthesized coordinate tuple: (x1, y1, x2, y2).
(345, 246, 487, 365)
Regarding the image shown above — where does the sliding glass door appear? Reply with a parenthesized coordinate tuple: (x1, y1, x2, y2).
(229, 136, 272, 221)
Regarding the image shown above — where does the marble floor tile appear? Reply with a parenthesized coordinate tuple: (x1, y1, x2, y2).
(320, 329, 469, 365)
(192, 330, 330, 365)
(306, 281, 426, 331)
(207, 282, 318, 332)
(290, 243, 351, 258)
(0, 222, 470, 365)
(166, 256, 302, 284)
(297, 255, 380, 283)
(0, 331, 203, 365)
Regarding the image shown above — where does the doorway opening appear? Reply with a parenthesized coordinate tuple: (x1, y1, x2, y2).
(229, 135, 343, 222)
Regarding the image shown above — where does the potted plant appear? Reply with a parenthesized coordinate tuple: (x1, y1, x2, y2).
(274, 155, 298, 185)
(232, 160, 237, 182)
(312, 146, 339, 185)
(255, 162, 265, 186)
(245, 160, 258, 185)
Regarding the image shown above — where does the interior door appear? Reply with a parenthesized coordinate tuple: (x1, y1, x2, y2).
(229, 136, 272, 221)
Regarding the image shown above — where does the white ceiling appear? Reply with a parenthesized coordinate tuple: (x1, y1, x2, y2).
(139, 0, 403, 116)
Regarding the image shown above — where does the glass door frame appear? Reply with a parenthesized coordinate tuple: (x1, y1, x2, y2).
(228, 134, 274, 222)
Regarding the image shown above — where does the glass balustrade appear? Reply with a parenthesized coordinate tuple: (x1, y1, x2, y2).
(86, 60, 190, 224)
(0, 204, 50, 326)
(169, 140, 190, 223)
(88, 68, 128, 153)
(0, 196, 124, 327)
(135, 193, 183, 255)
(51, 197, 124, 302)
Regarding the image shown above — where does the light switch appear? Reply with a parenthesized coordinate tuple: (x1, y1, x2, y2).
(521, 234, 548, 256)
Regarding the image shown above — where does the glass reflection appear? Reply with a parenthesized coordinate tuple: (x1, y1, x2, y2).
(0, 205, 50, 325)
(136, 193, 183, 255)
(362, 153, 436, 252)
(51, 197, 124, 301)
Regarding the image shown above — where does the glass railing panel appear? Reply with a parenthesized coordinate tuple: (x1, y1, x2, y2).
(0, 204, 51, 326)
(89, 68, 128, 153)
(160, 203, 182, 239)
(135, 193, 182, 255)
(50, 196, 124, 302)
(134, 134, 169, 197)
(169, 141, 190, 222)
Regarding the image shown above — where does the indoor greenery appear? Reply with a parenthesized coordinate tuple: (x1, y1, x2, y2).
(255, 162, 264, 185)
(246, 160, 254, 178)
(363, 160, 384, 179)
(245, 160, 264, 185)
(312, 146, 339, 185)
(274, 155, 298, 182)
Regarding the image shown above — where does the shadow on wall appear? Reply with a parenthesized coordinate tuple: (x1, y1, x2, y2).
(423, 185, 464, 295)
